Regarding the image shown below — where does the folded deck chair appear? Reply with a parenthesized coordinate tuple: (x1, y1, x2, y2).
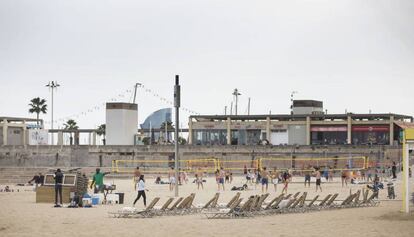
(264, 194, 284, 210)
(339, 193, 356, 208)
(318, 194, 332, 208)
(306, 195, 319, 209)
(154, 197, 174, 215)
(298, 192, 307, 208)
(168, 197, 184, 211)
(196, 193, 220, 209)
(111, 197, 160, 218)
(323, 193, 338, 208)
(293, 192, 301, 198)
(363, 191, 379, 207)
(276, 197, 297, 213)
(254, 193, 269, 211)
(204, 198, 243, 219)
(218, 192, 241, 208)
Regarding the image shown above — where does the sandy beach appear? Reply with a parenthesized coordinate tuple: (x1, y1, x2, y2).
(1, 175, 413, 237)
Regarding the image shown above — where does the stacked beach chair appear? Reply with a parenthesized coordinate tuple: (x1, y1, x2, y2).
(109, 189, 379, 219)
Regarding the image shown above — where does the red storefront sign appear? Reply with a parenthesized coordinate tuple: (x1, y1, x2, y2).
(351, 126, 389, 132)
(311, 126, 347, 132)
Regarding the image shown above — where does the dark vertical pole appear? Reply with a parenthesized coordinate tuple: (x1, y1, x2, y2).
(174, 75, 180, 197)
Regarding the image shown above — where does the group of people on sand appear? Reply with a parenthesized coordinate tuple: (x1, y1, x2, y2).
(243, 166, 293, 194)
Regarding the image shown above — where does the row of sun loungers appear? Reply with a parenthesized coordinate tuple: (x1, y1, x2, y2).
(110, 189, 379, 219)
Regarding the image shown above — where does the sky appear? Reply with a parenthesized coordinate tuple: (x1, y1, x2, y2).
(0, 0, 413, 130)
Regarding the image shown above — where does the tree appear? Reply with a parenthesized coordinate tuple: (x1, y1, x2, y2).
(28, 97, 47, 127)
(63, 119, 78, 145)
(96, 124, 106, 145)
(178, 137, 187, 145)
(160, 121, 174, 143)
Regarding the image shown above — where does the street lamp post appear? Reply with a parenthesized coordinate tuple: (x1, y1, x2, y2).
(174, 75, 181, 197)
(232, 89, 241, 115)
(46, 81, 60, 145)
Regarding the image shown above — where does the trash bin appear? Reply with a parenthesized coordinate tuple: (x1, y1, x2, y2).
(116, 193, 124, 204)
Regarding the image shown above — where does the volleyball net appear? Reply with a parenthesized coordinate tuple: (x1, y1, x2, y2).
(259, 156, 367, 172)
(112, 158, 218, 174)
(217, 160, 259, 173)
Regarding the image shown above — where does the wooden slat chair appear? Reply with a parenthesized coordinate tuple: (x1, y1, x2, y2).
(204, 198, 243, 219)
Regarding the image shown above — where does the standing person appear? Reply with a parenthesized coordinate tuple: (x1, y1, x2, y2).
(304, 168, 311, 187)
(195, 167, 204, 190)
(133, 175, 147, 207)
(328, 167, 334, 182)
(323, 167, 329, 181)
(225, 170, 230, 184)
(229, 172, 233, 184)
(272, 167, 279, 192)
(341, 167, 348, 187)
(281, 170, 290, 194)
(392, 162, 397, 179)
(168, 167, 176, 192)
(243, 165, 248, 176)
(261, 167, 269, 193)
(54, 169, 63, 207)
(133, 167, 141, 190)
(315, 167, 322, 192)
(361, 169, 366, 181)
(90, 168, 110, 193)
(367, 168, 373, 182)
(218, 167, 225, 191)
(245, 169, 252, 184)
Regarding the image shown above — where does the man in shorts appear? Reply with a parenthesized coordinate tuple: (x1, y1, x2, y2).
(315, 167, 322, 192)
(218, 167, 225, 191)
(304, 167, 311, 187)
(168, 167, 176, 192)
(261, 167, 269, 193)
(195, 167, 204, 190)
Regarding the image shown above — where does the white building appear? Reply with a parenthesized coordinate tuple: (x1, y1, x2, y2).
(106, 103, 138, 145)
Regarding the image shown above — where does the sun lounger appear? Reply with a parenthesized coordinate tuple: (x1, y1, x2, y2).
(110, 197, 160, 218)
(218, 192, 241, 208)
(203, 198, 243, 219)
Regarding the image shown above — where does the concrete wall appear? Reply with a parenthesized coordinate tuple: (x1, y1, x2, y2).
(288, 125, 307, 145)
(0, 145, 403, 169)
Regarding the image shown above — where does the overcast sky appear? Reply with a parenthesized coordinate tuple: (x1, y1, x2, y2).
(1, 0, 413, 129)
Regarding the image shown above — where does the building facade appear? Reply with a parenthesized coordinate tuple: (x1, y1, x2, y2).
(188, 100, 413, 146)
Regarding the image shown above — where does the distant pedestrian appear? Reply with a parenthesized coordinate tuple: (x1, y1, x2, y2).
(272, 167, 279, 192)
(304, 168, 311, 187)
(54, 168, 63, 207)
(315, 167, 322, 192)
(392, 162, 397, 179)
(168, 167, 176, 192)
(282, 170, 290, 194)
(261, 167, 269, 193)
(195, 168, 204, 190)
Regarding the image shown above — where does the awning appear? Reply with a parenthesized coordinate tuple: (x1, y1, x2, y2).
(394, 121, 414, 129)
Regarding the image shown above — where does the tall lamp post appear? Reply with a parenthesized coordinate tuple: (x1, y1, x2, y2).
(46, 81, 60, 145)
(174, 75, 181, 197)
(232, 89, 241, 115)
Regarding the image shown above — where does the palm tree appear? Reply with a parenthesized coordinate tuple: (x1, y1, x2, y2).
(96, 124, 106, 145)
(63, 119, 78, 145)
(28, 97, 47, 127)
(160, 121, 174, 143)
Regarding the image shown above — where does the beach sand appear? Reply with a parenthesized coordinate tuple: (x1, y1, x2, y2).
(0, 175, 413, 237)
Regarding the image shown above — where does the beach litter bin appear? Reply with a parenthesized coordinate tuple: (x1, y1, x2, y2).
(116, 193, 124, 204)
